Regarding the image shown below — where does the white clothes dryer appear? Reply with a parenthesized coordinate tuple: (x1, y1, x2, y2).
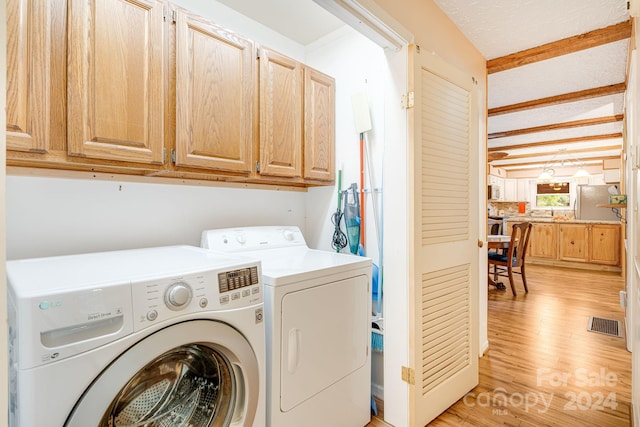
(7, 245, 265, 427)
(202, 226, 372, 427)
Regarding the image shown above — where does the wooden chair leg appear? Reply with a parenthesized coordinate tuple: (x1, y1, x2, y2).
(507, 266, 517, 296)
(521, 264, 528, 293)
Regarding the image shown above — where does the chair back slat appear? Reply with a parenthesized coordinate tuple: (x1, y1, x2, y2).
(508, 222, 532, 266)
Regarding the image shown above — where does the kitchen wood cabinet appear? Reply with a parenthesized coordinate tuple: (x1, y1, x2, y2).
(173, 9, 255, 173)
(588, 224, 620, 265)
(528, 222, 558, 259)
(67, 0, 165, 165)
(558, 224, 588, 262)
(303, 67, 335, 181)
(503, 219, 621, 270)
(258, 47, 304, 178)
(505, 220, 557, 259)
(559, 223, 620, 265)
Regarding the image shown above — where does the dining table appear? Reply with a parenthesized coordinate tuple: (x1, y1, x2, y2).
(487, 234, 512, 291)
(488, 234, 511, 250)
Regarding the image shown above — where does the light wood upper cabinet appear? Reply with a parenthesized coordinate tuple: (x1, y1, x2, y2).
(259, 47, 303, 178)
(304, 67, 335, 181)
(67, 0, 164, 164)
(6, 0, 52, 153)
(174, 10, 255, 173)
(7, 1, 335, 186)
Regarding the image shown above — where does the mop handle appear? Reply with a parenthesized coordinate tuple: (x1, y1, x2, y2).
(336, 169, 342, 211)
(359, 133, 365, 248)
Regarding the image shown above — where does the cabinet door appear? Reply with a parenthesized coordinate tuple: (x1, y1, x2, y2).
(303, 67, 335, 181)
(529, 223, 557, 259)
(67, 0, 164, 164)
(558, 224, 588, 262)
(259, 48, 303, 178)
(503, 179, 516, 200)
(516, 179, 531, 203)
(174, 10, 254, 173)
(589, 224, 620, 265)
(6, 0, 52, 153)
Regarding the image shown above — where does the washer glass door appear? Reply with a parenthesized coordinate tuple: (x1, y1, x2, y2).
(66, 320, 259, 427)
(101, 344, 234, 426)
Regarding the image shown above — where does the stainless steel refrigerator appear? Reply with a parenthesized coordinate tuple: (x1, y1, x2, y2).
(575, 184, 620, 221)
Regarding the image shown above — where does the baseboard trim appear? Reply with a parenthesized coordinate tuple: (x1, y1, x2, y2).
(480, 340, 489, 357)
(371, 383, 384, 400)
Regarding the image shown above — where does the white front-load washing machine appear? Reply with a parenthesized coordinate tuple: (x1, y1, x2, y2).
(202, 226, 372, 427)
(8, 245, 265, 427)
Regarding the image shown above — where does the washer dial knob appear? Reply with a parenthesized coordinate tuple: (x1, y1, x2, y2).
(165, 282, 192, 310)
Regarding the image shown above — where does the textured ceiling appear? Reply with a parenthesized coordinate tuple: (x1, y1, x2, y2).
(432, 0, 629, 60)
(434, 0, 630, 174)
(487, 40, 629, 108)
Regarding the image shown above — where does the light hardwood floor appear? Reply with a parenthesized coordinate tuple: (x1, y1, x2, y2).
(368, 264, 631, 427)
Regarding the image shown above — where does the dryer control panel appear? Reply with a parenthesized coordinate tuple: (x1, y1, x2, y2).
(202, 226, 307, 252)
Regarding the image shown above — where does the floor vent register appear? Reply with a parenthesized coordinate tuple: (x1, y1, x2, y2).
(587, 316, 623, 338)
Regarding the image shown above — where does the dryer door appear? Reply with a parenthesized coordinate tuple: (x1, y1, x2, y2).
(280, 274, 369, 411)
(66, 320, 259, 427)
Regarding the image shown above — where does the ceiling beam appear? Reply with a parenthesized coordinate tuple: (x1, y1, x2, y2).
(500, 145, 621, 161)
(499, 156, 620, 170)
(488, 83, 626, 116)
(488, 133, 623, 152)
(487, 20, 632, 74)
(488, 115, 624, 139)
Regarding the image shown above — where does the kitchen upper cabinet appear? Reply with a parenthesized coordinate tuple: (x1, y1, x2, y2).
(517, 179, 531, 203)
(258, 47, 303, 178)
(174, 9, 255, 173)
(504, 178, 517, 201)
(6, 0, 57, 154)
(67, 0, 165, 165)
(303, 67, 335, 181)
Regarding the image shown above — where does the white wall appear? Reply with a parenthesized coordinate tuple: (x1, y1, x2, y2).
(6, 174, 307, 259)
(304, 27, 387, 262)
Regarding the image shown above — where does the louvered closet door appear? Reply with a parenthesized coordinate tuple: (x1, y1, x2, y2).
(408, 45, 479, 426)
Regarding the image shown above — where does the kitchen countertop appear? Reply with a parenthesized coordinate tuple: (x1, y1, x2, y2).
(501, 216, 620, 225)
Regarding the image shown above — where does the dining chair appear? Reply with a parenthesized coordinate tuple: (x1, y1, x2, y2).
(488, 222, 532, 296)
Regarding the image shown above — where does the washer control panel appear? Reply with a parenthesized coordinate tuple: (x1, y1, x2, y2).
(218, 267, 259, 293)
(131, 263, 262, 332)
